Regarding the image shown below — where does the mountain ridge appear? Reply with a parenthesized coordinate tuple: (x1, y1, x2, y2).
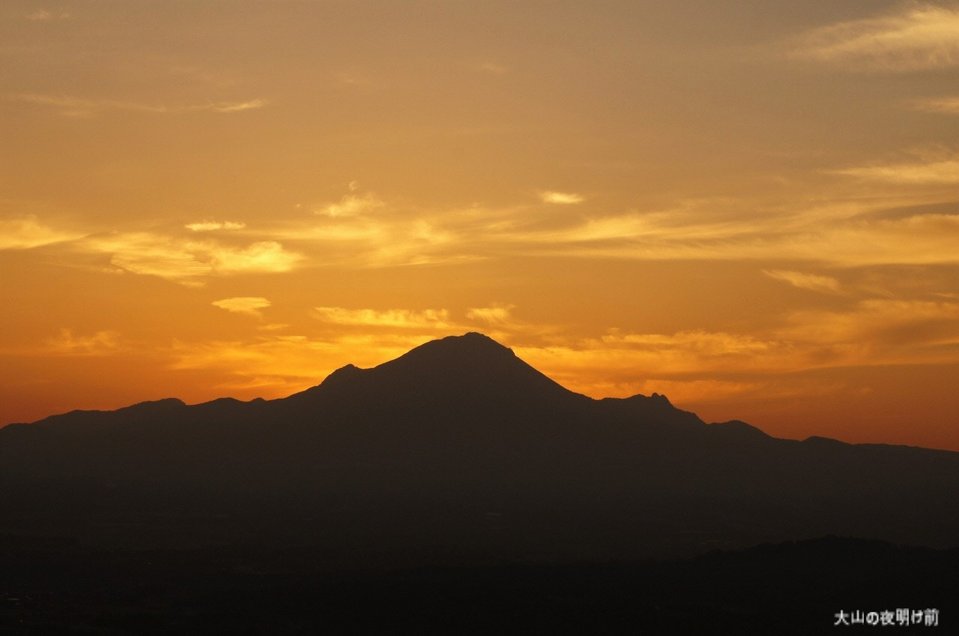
(8, 332, 944, 454)
(1, 332, 958, 559)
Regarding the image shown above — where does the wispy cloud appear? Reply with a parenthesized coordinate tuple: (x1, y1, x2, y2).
(12, 190, 958, 283)
(212, 297, 271, 318)
(25, 9, 70, 21)
(210, 99, 268, 113)
(519, 296, 959, 402)
(602, 330, 773, 360)
(199, 241, 300, 275)
(832, 154, 959, 184)
(10, 94, 268, 117)
(269, 191, 959, 269)
(513, 331, 779, 405)
(185, 220, 246, 232)
(764, 269, 841, 294)
(315, 192, 384, 218)
(503, 194, 959, 266)
(85, 233, 302, 285)
(257, 323, 289, 332)
(540, 191, 584, 205)
(912, 95, 959, 115)
(43, 329, 120, 356)
(778, 299, 959, 365)
(0, 216, 83, 250)
(466, 303, 515, 324)
(312, 307, 453, 329)
(791, 4, 959, 71)
(271, 193, 479, 267)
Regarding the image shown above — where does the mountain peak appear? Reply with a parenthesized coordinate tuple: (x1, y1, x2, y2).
(414, 331, 514, 356)
(461, 331, 504, 342)
(380, 332, 523, 373)
(435, 331, 512, 349)
(289, 332, 582, 408)
(289, 333, 532, 404)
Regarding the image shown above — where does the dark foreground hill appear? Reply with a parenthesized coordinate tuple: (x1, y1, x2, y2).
(2, 332, 958, 560)
(2, 536, 955, 634)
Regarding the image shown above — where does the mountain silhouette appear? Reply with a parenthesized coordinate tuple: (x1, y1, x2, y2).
(2, 332, 958, 561)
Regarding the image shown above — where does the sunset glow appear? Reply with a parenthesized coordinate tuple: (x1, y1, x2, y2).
(2, 1, 958, 449)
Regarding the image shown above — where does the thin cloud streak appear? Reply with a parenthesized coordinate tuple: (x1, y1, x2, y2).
(84, 233, 302, 285)
(43, 329, 120, 356)
(9, 191, 959, 278)
(832, 156, 959, 184)
(270, 192, 959, 268)
(312, 307, 454, 329)
(912, 95, 959, 115)
(315, 192, 385, 218)
(0, 217, 83, 250)
(540, 191, 584, 205)
(185, 221, 247, 232)
(466, 304, 515, 325)
(211, 99, 268, 113)
(791, 4, 959, 71)
(524, 299, 959, 399)
(25, 9, 70, 21)
(10, 94, 268, 117)
(499, 209, 959, 266)
(212, 297, 271, 318)
(764, 269, 841, 294)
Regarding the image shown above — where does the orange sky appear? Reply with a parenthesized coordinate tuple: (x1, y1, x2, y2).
(2, 1, 958, 450)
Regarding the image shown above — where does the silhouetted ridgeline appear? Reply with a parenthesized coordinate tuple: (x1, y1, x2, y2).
(2, 332, 958, 559)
